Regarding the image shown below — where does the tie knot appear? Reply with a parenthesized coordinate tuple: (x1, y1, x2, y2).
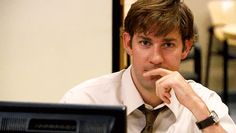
(139, 105, 158, 115)
(138, 105, 166, 133)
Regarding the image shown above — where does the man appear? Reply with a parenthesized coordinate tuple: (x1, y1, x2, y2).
(61, 0, 236, 132)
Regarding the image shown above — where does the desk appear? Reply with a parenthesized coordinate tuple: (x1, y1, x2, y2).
(222, 24, 236, 105)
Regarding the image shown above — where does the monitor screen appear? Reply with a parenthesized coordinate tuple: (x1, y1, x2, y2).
(0, 101, 126, 133)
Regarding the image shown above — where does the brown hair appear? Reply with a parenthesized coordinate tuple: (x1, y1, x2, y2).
(124, 0, 195, 43)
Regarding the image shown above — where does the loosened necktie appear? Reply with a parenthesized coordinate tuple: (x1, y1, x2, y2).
(138, 105, 165, 133)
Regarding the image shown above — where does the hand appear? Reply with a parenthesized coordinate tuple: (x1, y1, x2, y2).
(143, 68, 226, 132)
(143, 68, 203, 110)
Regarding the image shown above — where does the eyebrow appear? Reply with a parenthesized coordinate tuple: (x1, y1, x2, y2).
(137, 35, 152, 41)
(137, 35, 177, 42)
(162, 38, 177, 42)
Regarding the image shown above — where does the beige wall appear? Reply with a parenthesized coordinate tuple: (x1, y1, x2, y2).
(0, 0, 112, 102)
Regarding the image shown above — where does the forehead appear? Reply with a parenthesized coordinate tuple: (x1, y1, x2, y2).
(135, 29, 182, 40)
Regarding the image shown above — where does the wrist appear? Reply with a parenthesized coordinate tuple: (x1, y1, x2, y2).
(188, 95, 210, 121)
(196, 110, 219, 130)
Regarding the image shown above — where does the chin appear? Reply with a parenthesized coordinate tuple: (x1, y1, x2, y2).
(143, 80, 156, 89)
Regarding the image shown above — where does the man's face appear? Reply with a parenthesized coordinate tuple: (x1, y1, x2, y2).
(123, 30, 192, 91)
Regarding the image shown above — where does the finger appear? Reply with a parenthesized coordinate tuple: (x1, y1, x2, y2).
(156, 86, 172, 104)
(143, 68, 173, 77)
(162, 89, 171, 104)
(164, 91, 171, 99)
(162, 95, 171, 104)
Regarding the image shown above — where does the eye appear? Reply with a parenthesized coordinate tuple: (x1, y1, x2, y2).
(139, 40, 151, 46)
(162, 42, 175, 48)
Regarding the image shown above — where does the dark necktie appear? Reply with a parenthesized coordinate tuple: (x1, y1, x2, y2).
(138, 105, 165, 133)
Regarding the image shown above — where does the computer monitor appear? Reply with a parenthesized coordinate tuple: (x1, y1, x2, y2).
(0, 101, 126, 133)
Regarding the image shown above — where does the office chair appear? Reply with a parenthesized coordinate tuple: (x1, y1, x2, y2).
(205, 0, 236, 104)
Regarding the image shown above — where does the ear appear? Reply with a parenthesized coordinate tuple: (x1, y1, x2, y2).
(181, 40, 193, 60)
(122, 32, 133, 56)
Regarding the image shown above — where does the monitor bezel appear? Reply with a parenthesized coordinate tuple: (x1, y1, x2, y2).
(0, 101, 127, 133)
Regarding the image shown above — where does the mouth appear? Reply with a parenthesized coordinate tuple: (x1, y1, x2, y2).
(143, 68, 163, 81)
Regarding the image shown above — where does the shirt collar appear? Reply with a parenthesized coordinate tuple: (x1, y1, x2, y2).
(121, 66, 182, 119)
(121, 66, 144, 114)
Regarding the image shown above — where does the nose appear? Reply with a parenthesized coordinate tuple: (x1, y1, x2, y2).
(149, 48, 164, 65)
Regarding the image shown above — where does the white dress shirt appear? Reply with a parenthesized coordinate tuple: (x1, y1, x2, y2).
(60, 66, 236, 133)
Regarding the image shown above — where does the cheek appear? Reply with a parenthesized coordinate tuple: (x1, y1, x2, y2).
(132, 49, 149, 62)
(131, 52, 149, 72)
(132, 54, 145, 69)
(164, 53, 182, 70)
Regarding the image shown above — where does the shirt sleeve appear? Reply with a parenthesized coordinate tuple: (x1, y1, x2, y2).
(205, 91, 236, 132)
(59, 85, 96, 104)
(189, 81, 236, 132)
